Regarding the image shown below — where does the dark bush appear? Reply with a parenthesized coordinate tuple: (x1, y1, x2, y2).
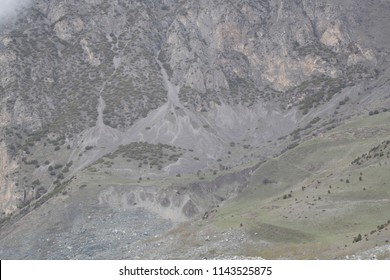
(54, 164, 63, 169)
(263, 178, 274, 184)
(353, 234, 362, 243)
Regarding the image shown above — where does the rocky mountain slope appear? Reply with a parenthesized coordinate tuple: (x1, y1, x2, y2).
(1, 0, 390, 259)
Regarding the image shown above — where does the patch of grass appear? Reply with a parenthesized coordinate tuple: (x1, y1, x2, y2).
(103, 142, 183, 168)
(210, 113, 390, 258)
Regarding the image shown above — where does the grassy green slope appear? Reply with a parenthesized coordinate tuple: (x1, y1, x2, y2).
(211, 112, 390, 259)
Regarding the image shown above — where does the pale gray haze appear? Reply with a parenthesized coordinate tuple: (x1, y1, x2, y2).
(0, 0, 31, 20)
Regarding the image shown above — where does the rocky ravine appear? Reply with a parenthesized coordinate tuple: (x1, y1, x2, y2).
(0, 162, 255, 259)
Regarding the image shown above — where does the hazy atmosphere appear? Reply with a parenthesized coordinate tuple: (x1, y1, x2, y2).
(0, 0, 31, 20)
(0, 0, 390, 260)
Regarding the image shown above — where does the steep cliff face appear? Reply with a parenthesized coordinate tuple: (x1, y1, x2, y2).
(0, 0, 173, 133)
(0, 142, 19, 217)
(0, 0, 390, 253)
(1, 0, 386, 132)
(159, 0, 384, 112)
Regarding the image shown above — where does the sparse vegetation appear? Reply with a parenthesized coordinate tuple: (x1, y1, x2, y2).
(369, 110, 380, 116)
(352, 140, 390, 166)
(1, 0, 389, 261)
(102, 142, 183, 169)
(353, 233, 362, 243)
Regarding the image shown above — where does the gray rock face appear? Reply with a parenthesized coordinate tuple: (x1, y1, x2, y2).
(1, 0, 387, 132)
(159, 0, 385, 110)
(1, 0, 390, 259)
